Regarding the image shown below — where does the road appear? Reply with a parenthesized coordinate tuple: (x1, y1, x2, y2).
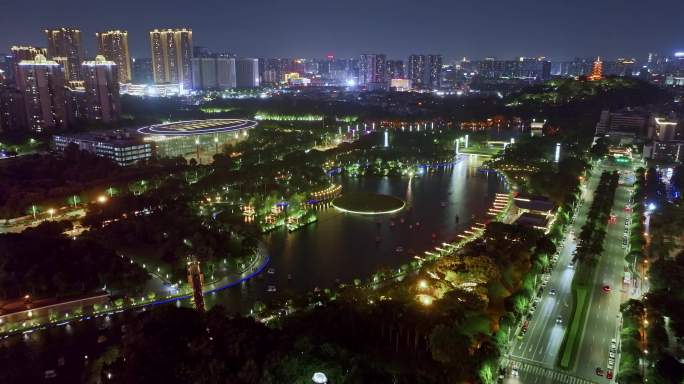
(504, 160, 637, 384)
(0, 208, 85, 234)
(573, 162, 634, 382)
(504, 168, 599, 384)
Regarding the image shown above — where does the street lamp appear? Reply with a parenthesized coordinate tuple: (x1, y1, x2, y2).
(312, 372, 328, 384)
(97, 195, 108, 204)
(47, 208, 55, 219)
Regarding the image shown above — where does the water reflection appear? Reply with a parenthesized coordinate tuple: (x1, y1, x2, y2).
(206, 156, 505, 313)
(6, 156, 505, 375)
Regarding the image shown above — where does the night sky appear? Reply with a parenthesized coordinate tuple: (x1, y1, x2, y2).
(1, 0, 682, 61)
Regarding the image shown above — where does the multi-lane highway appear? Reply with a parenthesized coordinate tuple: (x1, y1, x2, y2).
(573, 163, 634, 381)
(504, 169, 597, 384)
(504, 160, 635, 384)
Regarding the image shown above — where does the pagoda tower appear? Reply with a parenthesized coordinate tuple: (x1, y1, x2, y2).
(589, 57, 603, 81)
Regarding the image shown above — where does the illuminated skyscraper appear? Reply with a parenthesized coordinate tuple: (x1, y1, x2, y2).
(9, 46, 48, 84)
(386, 59, 404, 79)
(589, 57, 603, 81)
(408, 54, 442, 89)
(149, 29, 193, 89)
(82, 55, 120, 123)
(96, 30, 132, 83)
(359, 54, 386, 90)
(16, 54, 68, 132)
(11, 46, 47, 63)
(407, 54, 426, 88)
(426, 54, 443, 89)
(45, 27, 83, 81)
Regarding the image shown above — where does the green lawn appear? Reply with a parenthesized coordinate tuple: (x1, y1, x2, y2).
(559, 286, 588, 369)
(460, 146, 501, 156)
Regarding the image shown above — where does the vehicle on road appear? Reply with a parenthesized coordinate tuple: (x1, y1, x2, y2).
(602, 285, 611, 293)
(511, 365, 519, 377)
(596, 367, 604, 376)
(549, 288, 557, 296)
(607, 370, 613, 379)
(556, 316, 562, 324)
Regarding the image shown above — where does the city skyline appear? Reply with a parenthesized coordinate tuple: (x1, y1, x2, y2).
(0, 0, 683, 61)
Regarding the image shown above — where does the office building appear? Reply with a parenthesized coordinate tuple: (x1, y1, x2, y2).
(82, 55, 120, 123)
(407, 54, 442, 89)
(263, 58, 287, 84)
(96, 30, 132, 83)
(192, 57, 236, 90)
(193, 46, 212, 58)
(595, 109, 649, 138)
(236, 58, 260, 88)
(16, 54, 68, 132)
(359, 54, 386, 90)
(10, 46, 45, 61)
(650, 142, 683, 162)
(0, 86, 25, 132)
(45, 27, 83, 81)
(407, 55, 426, 89)
(386, 59, 404, 80)
(390, 78, 411, 92)
(649, 117, 680, 141)
(149, 28, 193, 89)
(52, 131, 152, 166)
(0, 56, 9, 85)
(603, 58, 636, 77)
(554, 58, 594, 77)
(132, 57, 153, 84)
(478, 57, 550, 81)
(426, 54, 443, 89)
(9, 46, 48, 83)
